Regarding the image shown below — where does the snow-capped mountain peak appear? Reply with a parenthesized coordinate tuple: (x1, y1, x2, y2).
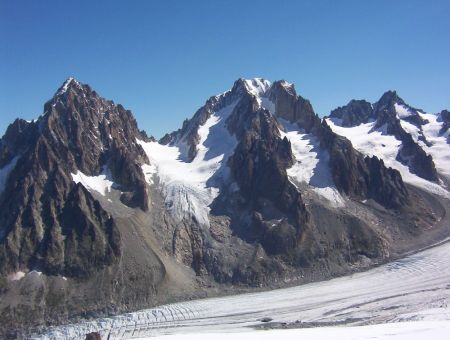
(241, 78, 272, 97)
(327, 90, 450, 195)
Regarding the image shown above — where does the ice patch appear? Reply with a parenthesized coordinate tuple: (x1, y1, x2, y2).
(399, 119, 421, 142)
(279, 119, 344, 206)
(326, 119, 450, 198)
(0, 155, 19, 195)
(7, 271, 25, 281)
(71, 167, 114, 196)
(141, 163, 157, 185)
(394, 103, 413, 119)
(137, 101, 239, 227)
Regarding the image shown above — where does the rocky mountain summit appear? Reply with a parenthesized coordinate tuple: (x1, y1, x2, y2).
(0, 78, 151, 278)
(1, 77, 449, 336)
(328, 91, 442, 182)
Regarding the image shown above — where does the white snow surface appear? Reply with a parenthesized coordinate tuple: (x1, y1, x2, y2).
(394, 103, 413, 119)
(137, 100, 239, 227)
(243, 78, 271, 97)
(7, 271, 25, 281)
(255, 91, 344, 205)
(0, 155, 19, 195)
(135, 322, 450, 340)
(71, 167, 115, 196)
(140, 163, 157, 185)
(33, 236, 450, 339)
(326, 118, 450, 198)
(417, 112, 450, 177)
(279, 119, 344, 206)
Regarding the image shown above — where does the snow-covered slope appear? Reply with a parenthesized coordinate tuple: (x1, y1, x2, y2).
(392, 104, 450, 177)
(279, 119, 344, 206)
(238, 79, 345, 205)
(138, 78, 348, 225)
(137, 100, 239, 226)
(417, 111, 450, 177)
(326, 118, 449, 198)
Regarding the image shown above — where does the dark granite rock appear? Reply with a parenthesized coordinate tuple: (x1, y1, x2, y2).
(0, 78, 147, 277)
(329, 99, 375, 127)
(373, 91, 439, 182)
(272, 83, 410, 209)
(439, 109, 450, 135)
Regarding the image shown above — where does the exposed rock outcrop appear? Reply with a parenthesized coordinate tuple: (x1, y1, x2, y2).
(271, 82, 409, 209)
(0, 78, 148, 277)
(329, 99, 375, 127)
(328, 90, 439, 182)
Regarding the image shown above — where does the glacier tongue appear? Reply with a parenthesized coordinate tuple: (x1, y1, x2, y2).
(137, 100, 238, 227)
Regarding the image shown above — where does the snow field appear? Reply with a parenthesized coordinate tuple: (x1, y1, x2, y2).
(137, 100, 238, 227)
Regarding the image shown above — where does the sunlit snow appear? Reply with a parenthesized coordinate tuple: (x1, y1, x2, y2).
(7, 271, 25, 281)
(417, 112, 450, 177)
(71, 167, 114, 196)
(33, 233, 450, 339)
(326, 118, 450, 198)
(243, 78, 271, 97)
(135, 322, 450, 340)
(394, 103, 413, 119)
(137, 100, 239, 227)
(279, 119, 344, 206)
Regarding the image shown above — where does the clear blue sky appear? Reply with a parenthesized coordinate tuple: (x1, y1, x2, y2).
(1, 0, 449, 138)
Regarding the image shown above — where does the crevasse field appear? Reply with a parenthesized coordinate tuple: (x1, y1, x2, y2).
(35, 236, 450, 339)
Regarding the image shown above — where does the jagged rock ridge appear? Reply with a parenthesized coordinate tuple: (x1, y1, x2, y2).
(328, 91, 440, 182)
(0, 77, 447, 337)
(0, 78, 150, 277)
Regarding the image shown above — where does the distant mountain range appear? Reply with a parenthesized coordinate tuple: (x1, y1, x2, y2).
(1, 77, 449, 336)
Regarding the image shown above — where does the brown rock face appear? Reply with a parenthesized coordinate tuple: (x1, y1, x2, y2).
(0, 78, 148, 277)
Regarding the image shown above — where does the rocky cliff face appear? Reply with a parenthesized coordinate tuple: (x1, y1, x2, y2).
(0, 78, 149, 277)
(148, 78, 421, 283)
(329, 99, 375, 127)
(0, 77, 446, 337)
(439, 109, 450, 135)
(269, 82, 409, 209)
